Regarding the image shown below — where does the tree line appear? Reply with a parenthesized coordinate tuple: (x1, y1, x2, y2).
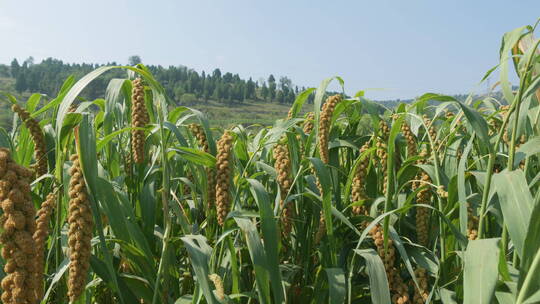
(0, 56, 312, 105)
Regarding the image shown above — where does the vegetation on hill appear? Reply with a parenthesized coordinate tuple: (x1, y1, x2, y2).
(0, 57, 326, 128)
(1, 56, 306, 104)
(0, 21, 539, 304)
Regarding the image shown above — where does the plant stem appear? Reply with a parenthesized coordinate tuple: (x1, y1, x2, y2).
(478, 100, 517, 238)
(516, 248, 540, 304)
(152, 100, 172, 304)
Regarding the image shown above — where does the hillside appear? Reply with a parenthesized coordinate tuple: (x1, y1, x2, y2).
(0, 58, 317, 128)
(0, 74, 300, 129)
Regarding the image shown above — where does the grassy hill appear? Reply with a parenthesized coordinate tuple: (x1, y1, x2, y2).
(188, 99, 299, 127)
(0, 75, 299, 129)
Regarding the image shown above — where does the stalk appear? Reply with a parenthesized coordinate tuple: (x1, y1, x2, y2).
(515, 248, 540, 304)
(507, 78, 526, 169)
(152, 100, 172, 304)
(227, 237, 240, 294)
(478, 97, 519, 238)
(479, 38, 538, 238)
(421, 115, 446, 262)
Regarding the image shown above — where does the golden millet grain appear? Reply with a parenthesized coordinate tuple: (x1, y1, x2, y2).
(273, 143, 294, 235)
(303, 112, 315, 134)
(32, 192, 56, 302)
(487, 116, 500, 137)
(11, 104, 47, 177)
(318, 95, 341, 164)
(315, 212, 326, 245)
(467, 204, 478, 241)
(401, 123, 417, 158)
(68, 103, 78, 113)
(189, 124, 216, 210)
(287, 107, 294, 119)
(369, 224, 410, 303)
(351, 142, 370, 216)
(380, 120, 390, 139)
(67, 154, 94, 303)
(124, 153, 133, 175)
(215, 131, 234, 226)
(376, 122, 389, 195)
(436, 186, 448, 198)
(313, 163, 326, 243)
(415, 171, 431, 247)
(412, 268, 429, 304)
(208, 274, 225, 301)
(422, 115, 437, 147)
(189, 124, 210, 153)
(182, 171, 193, 197)
(131, 78, 149, 164)
(392, 274, 410, 304)
(413, 148, 432, 247)
(500, 105, 510, 146)
(0, 147, 38, 304)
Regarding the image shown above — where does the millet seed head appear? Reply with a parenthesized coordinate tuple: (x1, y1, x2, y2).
(303, 112, 315, 134)
(0, 148, 38, 304)
(32, 192, 57, 302)
(273, 143, 294, 235)
(189, 123, 216, 210)
(67, 154, 94, 303)
(215, 131, 234, 226)
(318, 95, 341, 164)
(351, 142, 370, 216)
(131, 78, 149, 164)
(11, 104, 48, 178)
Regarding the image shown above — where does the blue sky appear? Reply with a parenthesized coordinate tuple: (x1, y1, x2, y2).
(1, 0, 538, 99)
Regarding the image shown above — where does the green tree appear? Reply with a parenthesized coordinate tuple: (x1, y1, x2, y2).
(276, 90, 285, 104)
(0, 65, 9, 77)
(128, 55, 142, 66)
(261, 83, 269, 101)
(279, 76, 292, 91)
(212, 68, 222, 79)
(287, 90, 296, 104)
(268, 74, 276, 101)
(246, 77, 255, 100)
(15, 72, 27, 93)
(10, 59, 20, 78)
(173, 84, 185, 102)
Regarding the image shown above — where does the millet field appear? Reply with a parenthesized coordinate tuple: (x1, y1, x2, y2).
(0, 22, 540, 304)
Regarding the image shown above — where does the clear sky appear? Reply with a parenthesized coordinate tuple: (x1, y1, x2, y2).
(1, 0, 538, 99)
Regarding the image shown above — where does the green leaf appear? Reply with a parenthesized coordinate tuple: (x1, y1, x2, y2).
(246, 179, 284, 304)
(180, 235, 218, 304)
(463, 238, 500, 304)
(96, 127, 134, 151)
(308, 157, 337, 266)
(440, 288, 458, 304)
(324, 268, 345, 304)
(496, 291, 516, 304)
(233, 216, 272, 304)
(455, 102, 491, 154)
(26, 93, 42, 112)
(493, 170, 533, 257)
(523, 290, 540, 304)
(289, 87, 316, 118)
(514, 136, 540, 166)
(77, 115, 125, 303)
(172, 147, 216, 167)
(57, 66, 117, 141)
(519, 198, 540, 296)
(500, 26, 527, 103)
(353, 249, 391, 304)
